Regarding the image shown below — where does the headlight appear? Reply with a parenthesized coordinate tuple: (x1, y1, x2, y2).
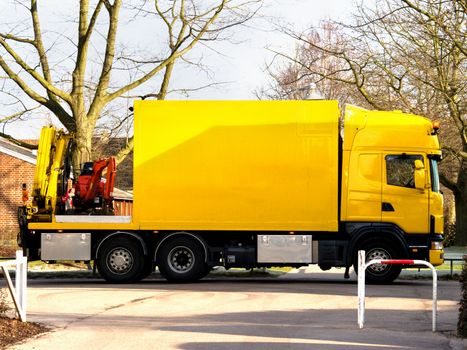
(431, 241, 443, 250)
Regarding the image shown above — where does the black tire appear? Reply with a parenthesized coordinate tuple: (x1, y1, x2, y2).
(137, 257, 154, 281)
(97, 237, 145, 283)
(354, 238, 402, 284)
(157, 236, 209, 282)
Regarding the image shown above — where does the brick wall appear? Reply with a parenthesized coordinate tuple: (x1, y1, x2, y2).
(0, 153, 35, 245)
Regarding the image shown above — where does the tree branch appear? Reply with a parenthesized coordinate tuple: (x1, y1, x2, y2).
(401, 0, 467, 56)
(0, 54, 48, 104)
(0, 32, 34, 45)
(88, 0, 121, 119)
(106, 0, 228, 103)
(439, 171, 459, 194)
(0, 132, 38, 150)
(0, 36, 71, 103)
(114, 136, 133, 166)
(0, 105, 40, 123)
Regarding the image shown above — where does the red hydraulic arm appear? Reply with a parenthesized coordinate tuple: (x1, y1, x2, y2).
(103, 157, 116, 201)
(75, 157, 116, 207)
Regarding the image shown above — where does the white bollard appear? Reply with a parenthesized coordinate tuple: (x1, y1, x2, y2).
(427, 262, 437, 332)
(357, 250, 438, 332)
(15, 250, 27, 322)
(357, 250, 365, 328)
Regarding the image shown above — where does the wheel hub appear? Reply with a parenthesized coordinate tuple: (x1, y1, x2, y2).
(107, 248, 133, 274)
(367, 248, 391, 273)
(168, 246, 194, 273)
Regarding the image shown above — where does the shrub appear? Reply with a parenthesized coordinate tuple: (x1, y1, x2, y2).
(458, 255, 467, 337)
(0, 288, 10, 316)
(443, 223, 456, 247)
(0, 246, 16, 258)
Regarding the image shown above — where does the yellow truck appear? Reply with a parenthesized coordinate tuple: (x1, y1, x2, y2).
(18, 100, 444, 283)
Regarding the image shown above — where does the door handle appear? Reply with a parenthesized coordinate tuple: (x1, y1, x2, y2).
(382, 202, 395, 212)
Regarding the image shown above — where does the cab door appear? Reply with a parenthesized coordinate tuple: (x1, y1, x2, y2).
(382, 154, 429, 233)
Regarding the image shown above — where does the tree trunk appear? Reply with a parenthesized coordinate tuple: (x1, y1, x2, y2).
(72, 121, 93, 178)
(446, 193, 456, 225)
(454, 158, 467, 246)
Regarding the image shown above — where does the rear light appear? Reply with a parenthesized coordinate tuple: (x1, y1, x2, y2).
(21, 183, 29, 204)
(431, 241, 443, 250)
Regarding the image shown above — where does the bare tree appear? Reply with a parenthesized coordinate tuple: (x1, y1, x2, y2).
(0, 91, 40, 149)
(258, 22, 370, 105)
(0, 0, 261, 171)
(265, 0, 466, 244)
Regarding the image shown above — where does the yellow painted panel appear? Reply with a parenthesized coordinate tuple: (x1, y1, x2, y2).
(133, 100, 339, 231)
(429, 249, 444, 266)
(344, 152, 382, 221)
(344, 105, 440, 153)
(430, 192, 444, 234)
(340, 151, 350, 220)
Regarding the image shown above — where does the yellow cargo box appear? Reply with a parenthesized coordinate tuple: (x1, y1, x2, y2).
(133, 100, 339, 232)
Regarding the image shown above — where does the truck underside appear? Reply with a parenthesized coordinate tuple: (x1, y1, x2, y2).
(18, 221, 443, 284)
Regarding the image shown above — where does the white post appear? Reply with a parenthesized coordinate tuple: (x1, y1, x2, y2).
(15, 250, 27, 322)
(15, 251, 22, 306)
(428, 263, 437, 332)
(357, 250, 366, 329)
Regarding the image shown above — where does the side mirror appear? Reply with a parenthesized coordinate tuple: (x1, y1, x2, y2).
(414, 160, 425, 190)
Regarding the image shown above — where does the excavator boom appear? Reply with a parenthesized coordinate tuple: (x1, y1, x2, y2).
(30, 126, 72, 219)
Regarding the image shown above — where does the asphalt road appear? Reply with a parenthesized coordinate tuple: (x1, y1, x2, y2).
(6, 271, 467, 350)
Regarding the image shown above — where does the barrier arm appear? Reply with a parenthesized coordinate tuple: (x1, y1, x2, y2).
(357, 250, 437, 332)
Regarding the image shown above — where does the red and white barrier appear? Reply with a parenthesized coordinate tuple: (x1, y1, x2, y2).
(357, 250, 437, 332)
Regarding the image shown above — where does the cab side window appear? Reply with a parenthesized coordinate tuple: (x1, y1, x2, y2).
(386, 155, 423, 188)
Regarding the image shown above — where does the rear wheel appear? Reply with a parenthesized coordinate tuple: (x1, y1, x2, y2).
(354, 238, 402, 284)
(97, 237, 144, 283)
(138, 257, 154, 280)
(157, 236, 209, 282)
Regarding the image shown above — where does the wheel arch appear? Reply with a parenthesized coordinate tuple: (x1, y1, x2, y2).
(154, 232, 208, 263)
(95, 231, 148, 260)
(345, 224, 409, 265)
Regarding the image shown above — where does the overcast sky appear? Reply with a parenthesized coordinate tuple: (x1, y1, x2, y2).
(1, 0, 354, 138)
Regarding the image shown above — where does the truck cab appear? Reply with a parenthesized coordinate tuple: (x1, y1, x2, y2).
(339, 106, 444, 282)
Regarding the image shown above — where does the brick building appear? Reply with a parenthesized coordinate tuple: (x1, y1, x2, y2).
(0, 139, 36, 245)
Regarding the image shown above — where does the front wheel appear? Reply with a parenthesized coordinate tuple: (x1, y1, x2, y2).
(157, 236, 209, 282)
(354, 238, 402, 284)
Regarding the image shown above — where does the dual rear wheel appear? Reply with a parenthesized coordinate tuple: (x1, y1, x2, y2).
(96, 235, 209, 283)
(157, 236, 210, 282)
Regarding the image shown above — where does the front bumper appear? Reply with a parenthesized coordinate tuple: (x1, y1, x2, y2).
(429, 248, 444, 266)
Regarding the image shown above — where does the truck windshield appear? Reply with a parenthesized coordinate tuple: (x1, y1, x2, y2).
(430, 159, 440, 193)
